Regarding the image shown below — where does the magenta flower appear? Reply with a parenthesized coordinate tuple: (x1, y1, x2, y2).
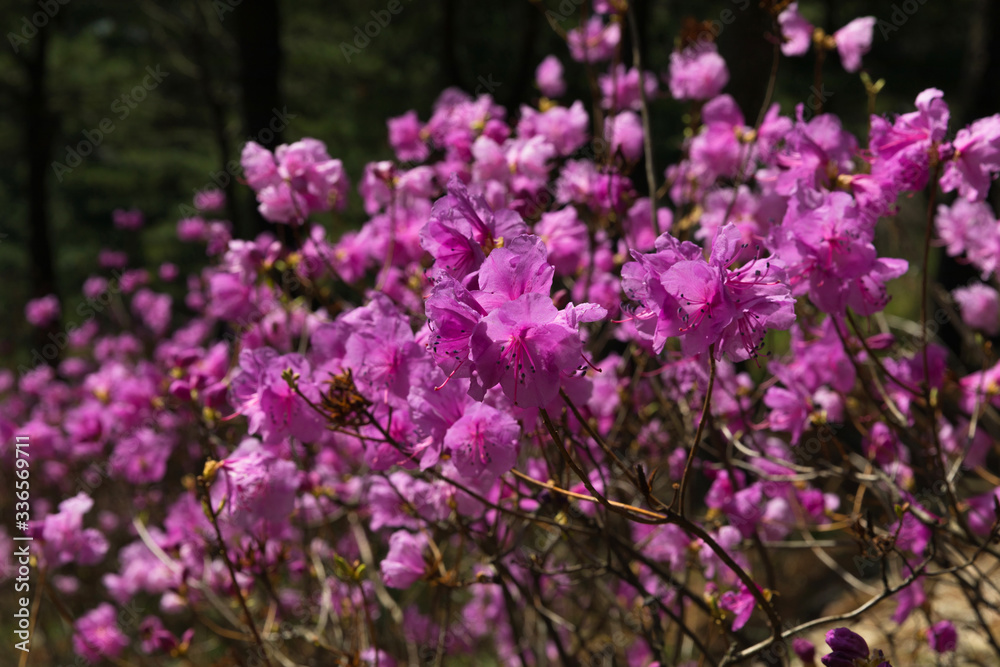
(535, 55, 566, 98)
(381, 530, 429, 589)
(718, 584, 756, 631)
(567, 16, 621, 63)
(131, 288, 172, 336)
(934, 197, 1000, 276)
(534, 207, 590, 276)
(421, 175, 527, 282)
(470, 292, 604, 407)
(25, 294, 60, 328)
(474, 234, 554, 311)
(952, 283, 1000, 335)
(599, 64, 658, 111)
(39, 492, 108, 568)
(605, 111, 644, 162)
(73, 603, 130, 662)
(870, 88, 950, 192)
(213, 443, 300, 528)
(777, 2, 813, 56)
(241, 138, 350, 224)
(139, 615, 193, 654)
(445, 402, 520, 480)
(891, 577, 925, 624)
(928, 620, 958, 653)
(940, 113, 1000, 201)
(388, 110, 430, 162)
(516, 100, 589, 156)
(792, 638, 816, 663)
(110, 428, 175, 484)
(667, 42, 729, 101)
(112, 207, 144, 230)
(822, 628, 875, 667)
(660, 224, 796, 360)
(426, 277, 488, 378)
(833, 17, 875, 72)
(229, 349, 327, 442)
(194, 188, 226, 211)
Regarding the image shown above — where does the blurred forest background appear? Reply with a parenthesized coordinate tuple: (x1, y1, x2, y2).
(2, 0, 999, 370)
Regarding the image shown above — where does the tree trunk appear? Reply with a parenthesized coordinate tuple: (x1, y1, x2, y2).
(25, 19, 59, 359)
(231, 0, 284, 235)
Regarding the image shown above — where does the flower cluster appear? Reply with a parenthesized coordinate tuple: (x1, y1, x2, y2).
(8, 4, 1000, 665)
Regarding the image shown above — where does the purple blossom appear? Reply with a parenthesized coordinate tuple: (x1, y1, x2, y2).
(381, 530, 429, 589)
(941, 114, 1000, 200)
(833, 17, 876, 72)
(605, 111, 644, 162)
(823, 627, 870, 662)
(213, 442, 300, 528)
(194, 188, 226, 211)
(928, 620, 958, 653)
(445, 402, 520, 480)
(953, 283, 1000, 335)
(599, 64, 658, 111)
(470, 292, 604, 407)
(660, 224, 796, 360)
(778, 2, 813, 56)
(667, 42, 729, 100)
(535, 55, 566, 98)
(567, 16, 621, 63)
(718, 584, 756, 631)
(39, 492, 108, 568)
(112, 207, 144, 230)
(25, 294, 60, 328)
(388, 110, 430, 162)
(870, 88, 950, 192)
(73, 603, 130, 662)
(534, 207, 590, 276)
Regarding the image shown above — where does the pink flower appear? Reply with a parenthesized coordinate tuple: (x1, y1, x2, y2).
(516, 101, 589, 156)
(953, 283, 1000, 335)
(25, 294, 60, 327)
(869, 88, 949, 192)
(177, 216, 207, 242)
(388, 110, 430, 162)
(445, 402, 520, 480)
(833, 16, 875, 72)
(660, 224, 796, 360)
(242, 138, 350, 224)
(940, 114, 1000, 201)
(667, 42, 728, 100)
(112, 207, 144, 230)
(381, 530, 429, 588)
(928, 620, 958, 653)
(73, 603, 129, 662)
(470, 291, 604, 407)
(193, 188, 226, 211)
(240, 140, 280, 190)
(535, 207, 589, 276)
(99, 249, 128, 269)
(599, 64, 658, 111)
(535, 55, 566, 98)
(39, 492, 108, 568)
(604, 111, 644, 162)
(891, 577, 925, 624)
(777, 2, 813, 56)
(718, 584, 756, 631)
(567, 17, 621, 63)
(213, 443, 300, 527)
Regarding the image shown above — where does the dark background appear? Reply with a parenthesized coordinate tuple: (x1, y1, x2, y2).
(2, 0, 997, 369)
